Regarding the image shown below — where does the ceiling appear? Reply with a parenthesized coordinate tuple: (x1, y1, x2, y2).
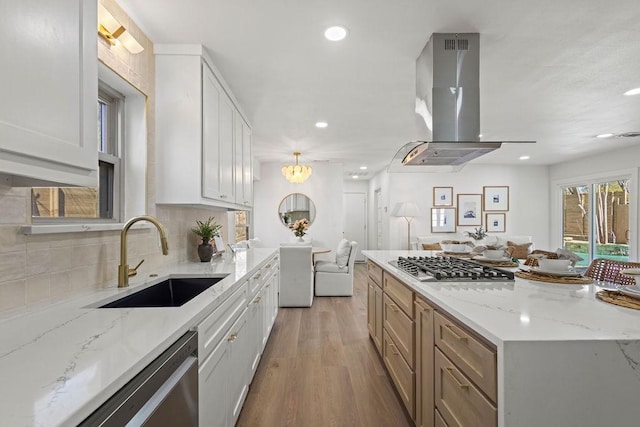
(118, 0, 640, 179)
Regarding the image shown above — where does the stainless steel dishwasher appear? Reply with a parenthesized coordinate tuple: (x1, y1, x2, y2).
(80, 330, 198, 427)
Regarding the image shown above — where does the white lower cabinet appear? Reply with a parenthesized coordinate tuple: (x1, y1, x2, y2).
(199, 305, 250, 427)
(199, 334, 231, 427)
(198, 256, 279, 426)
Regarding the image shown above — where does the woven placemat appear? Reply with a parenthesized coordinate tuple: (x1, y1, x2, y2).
(436, 251, 473, 259)
(470, 258, 519, 268)
(596, 290, 640, 310)
(515, 270, 594, 285)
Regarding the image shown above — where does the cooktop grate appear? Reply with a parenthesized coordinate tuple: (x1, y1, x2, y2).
(390, 256, 515, 282)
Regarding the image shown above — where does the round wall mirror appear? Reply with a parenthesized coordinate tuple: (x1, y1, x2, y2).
(278, 193, 316, 227)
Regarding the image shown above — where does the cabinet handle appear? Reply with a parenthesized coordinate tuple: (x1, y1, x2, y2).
(253, 296, 262, 304)
(220, 194, 228, 199)
(414, 299, 431, 311)
(445, 324, 468, 342)
(227, 332, 238, 342)
(389, 343, 399, 356)
(445, 367, 470, 389)
(265, 264, 272, 268)
(266, 284, 270, 288)
(253, 273, 261, 280)
(389, 304, 399, 313)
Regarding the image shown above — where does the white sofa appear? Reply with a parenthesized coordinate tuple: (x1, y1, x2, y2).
(314, 241, 358, 296)
(279, 245, 314, 307)
(411, 234, 534, 252)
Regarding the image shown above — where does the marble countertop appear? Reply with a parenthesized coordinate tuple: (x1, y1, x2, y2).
(0, 248, 277, 427)
(363, 250, 640, 345)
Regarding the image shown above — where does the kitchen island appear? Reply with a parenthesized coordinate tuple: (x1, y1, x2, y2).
(364, 250, 640, 427)
(0, 248, 277, 427)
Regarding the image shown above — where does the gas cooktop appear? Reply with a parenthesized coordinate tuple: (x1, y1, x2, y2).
(389, 256, 515, 282)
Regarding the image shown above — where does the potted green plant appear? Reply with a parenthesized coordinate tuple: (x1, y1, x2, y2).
(192, 216, 222, 262)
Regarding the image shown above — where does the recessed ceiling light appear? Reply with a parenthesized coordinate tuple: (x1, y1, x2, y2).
(324, 26, 348, 41)
(359, 166, 367, 170)
(596, 133, 614, 138)
(519, 155, 530, 160)
(352, 175, 359, 179)
(623, 87, 640, 96)
(315, 121, 328, 128)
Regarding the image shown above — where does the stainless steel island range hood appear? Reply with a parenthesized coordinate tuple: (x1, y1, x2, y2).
(389, 33, 533, 172)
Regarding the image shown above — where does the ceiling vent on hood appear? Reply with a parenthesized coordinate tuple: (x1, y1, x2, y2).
(389, 33, 534, 173)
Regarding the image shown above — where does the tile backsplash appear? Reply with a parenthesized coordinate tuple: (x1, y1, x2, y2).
(0, 188, 227, 314)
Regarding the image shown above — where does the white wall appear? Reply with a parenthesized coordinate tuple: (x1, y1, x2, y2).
(369, 164, 550, 250)
(253, 162, 345, 249)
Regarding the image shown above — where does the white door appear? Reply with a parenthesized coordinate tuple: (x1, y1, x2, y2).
(374, 189, 383, 249)
(343, 192, 367, 262)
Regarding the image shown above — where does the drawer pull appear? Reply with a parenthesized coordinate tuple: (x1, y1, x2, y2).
(390, 343, 400, 356)
(389, 304, 400, 313)
(266, 284, 270, 288)
(265, 264, 272, 268)
(445, 324, 468, 342)
(227, 332, 238, 342)
(445, 367, 470, 389)
(253, 273, 262, 280)
(414, 300, 431, 311)
(253, 296, 262, 304)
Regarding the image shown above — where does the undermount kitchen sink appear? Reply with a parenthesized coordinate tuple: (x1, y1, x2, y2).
(99, 277, 227, 308)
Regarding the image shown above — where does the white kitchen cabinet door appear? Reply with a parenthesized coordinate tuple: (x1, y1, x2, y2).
(0, 0, 98, 187)
(241, 119, 253, 206)
(247, 290, 263, 382)
(199, 337, 230, 427)
(233, 111, 253, 207)
(229, 309, 250, 426)
(219, 94, 235, 201)
(202, 64, 222, 200)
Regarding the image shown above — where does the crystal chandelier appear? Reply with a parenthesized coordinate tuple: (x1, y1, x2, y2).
(281, 152, 312, 183)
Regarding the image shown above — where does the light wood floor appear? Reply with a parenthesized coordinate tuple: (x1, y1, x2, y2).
(236, 263, 413, 427)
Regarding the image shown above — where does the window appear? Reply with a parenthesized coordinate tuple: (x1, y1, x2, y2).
(562, 179, 630, 266)
(31, 83, 123, 222)
(234, 211, 249, 242)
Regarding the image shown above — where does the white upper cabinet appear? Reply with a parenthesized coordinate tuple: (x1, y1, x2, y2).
(234, 112, 253, 207)
(0, 0, 98, 187)
(155, 45, 252, 209)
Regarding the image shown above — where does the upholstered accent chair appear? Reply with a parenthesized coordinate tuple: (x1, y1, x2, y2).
(279, 245, 314, 307)
(314, 240, 358, 296)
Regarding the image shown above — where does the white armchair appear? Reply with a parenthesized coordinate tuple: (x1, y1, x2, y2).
(314, 240, 358, 297)
(279, 245, 314, 307)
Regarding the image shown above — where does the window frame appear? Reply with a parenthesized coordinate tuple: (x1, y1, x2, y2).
(553, 169, 637, 264)
(31, 81, 124, 225)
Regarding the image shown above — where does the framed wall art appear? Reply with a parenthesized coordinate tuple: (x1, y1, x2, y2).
(457, 194, 482, 226)
(433, 187, 453, 206)
(486, 213, 506, 232)
(483, 186, 509, 211)
(431, 208, 456, 233)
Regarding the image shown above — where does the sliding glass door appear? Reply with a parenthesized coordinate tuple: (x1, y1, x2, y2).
(562, 179, 630, 266)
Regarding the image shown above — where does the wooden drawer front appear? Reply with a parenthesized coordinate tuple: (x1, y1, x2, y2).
(383, 294, 414, 368)
(383, 330, 415, 419)
(435, 349, 496, 427)
(367, 281, 376, 338)
(415, 298, 435, 427)
(198, 283, 248, 364)
(435, 409, 448, 427)
(374, 286, 383, 352)
(367, 260, 383, 287)
(434, 312, 497, 403)
(383, 272, 414, 317)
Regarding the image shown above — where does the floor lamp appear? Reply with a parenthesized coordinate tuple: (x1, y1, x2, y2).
(392, 202, 421, 250)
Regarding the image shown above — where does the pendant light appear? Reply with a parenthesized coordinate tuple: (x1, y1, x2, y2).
(282, 152, 312, 184)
